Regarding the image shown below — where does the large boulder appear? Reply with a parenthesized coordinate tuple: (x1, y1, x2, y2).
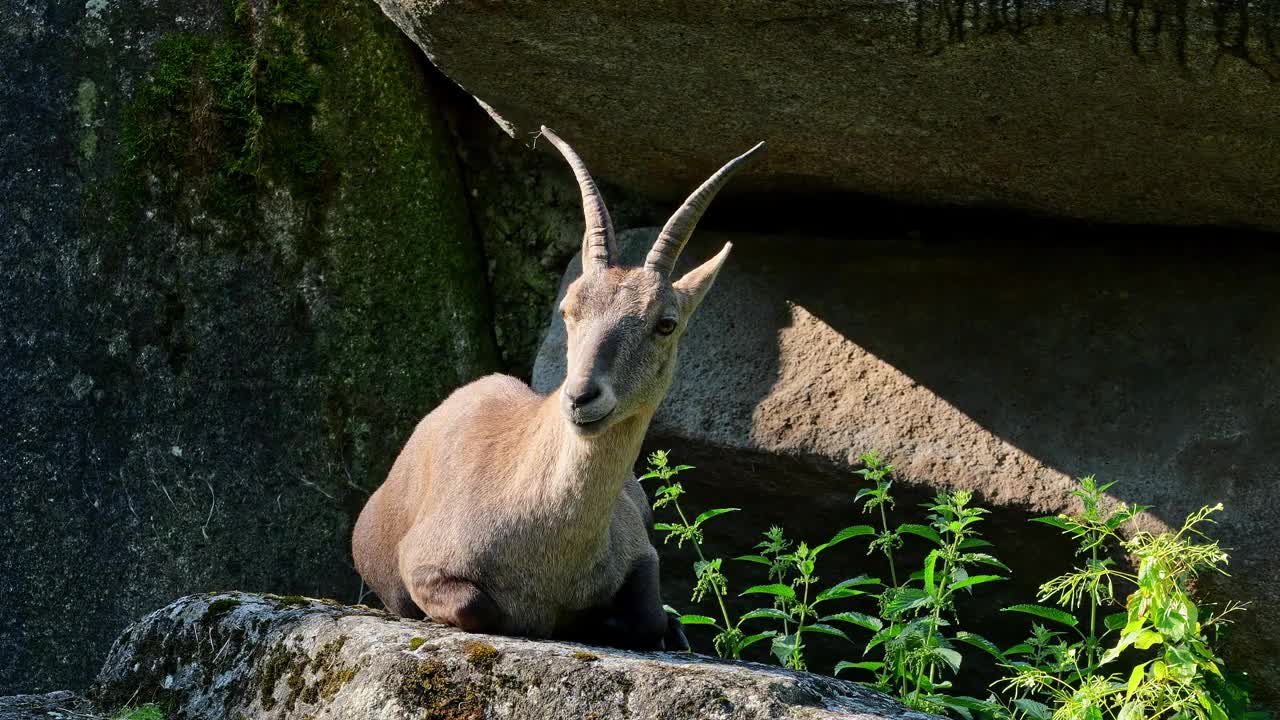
(91, 592, 940, 720)
(373, 1, 1280, 229)
(0, 0, 496, 695)
(533, 229, 1280, 703)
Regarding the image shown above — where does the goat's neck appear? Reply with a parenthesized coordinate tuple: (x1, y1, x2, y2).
(526, 390, 655, 531)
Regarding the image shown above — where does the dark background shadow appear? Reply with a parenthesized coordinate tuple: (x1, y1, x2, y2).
(624, 194, 1279, 702)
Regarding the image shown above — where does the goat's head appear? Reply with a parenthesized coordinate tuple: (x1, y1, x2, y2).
(541, 126, 763, 436)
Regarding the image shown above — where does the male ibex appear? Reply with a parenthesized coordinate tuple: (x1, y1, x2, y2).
(352, 127, 763, 650)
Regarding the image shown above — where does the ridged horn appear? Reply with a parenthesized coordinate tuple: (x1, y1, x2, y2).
(645, 141, 765, 277)
(540, 126, 617, 269)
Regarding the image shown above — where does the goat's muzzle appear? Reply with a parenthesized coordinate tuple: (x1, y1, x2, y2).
(562, 381, 617, 436)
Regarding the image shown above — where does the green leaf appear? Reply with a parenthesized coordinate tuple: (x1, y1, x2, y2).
(1001, 604, 1079, 627)
(899, 523, 943, 545)
(1134, 630, 1163, 650)
(734, 554, 771, 566)
(1104, 612, 1128, 631)
(1012, 698, 1052, 720)
(885, 588, 932, 616)
(964, 553, 1012, 572)
(815, 575, 881, 603)
(771, 634, 798, 665)
(1200, 693, 1228, 720)
(948, 574, 1006, 593)
(1117, 701, 1144, 720)
(694, 507, 740, 526)
(1031, 515, 1075, 531)
(678, 614, 719, 626)
(739, 608, 790, 623)
(924, 550, 940, 596)
(1003, 643, 1033, 656)
(1106, 505, 1150, 530)
(833, 660, 883, 676)
(957, 537, 994, 549)
(932, 647, 963, 673)
(954, 631, 1005, 660)
(1127, 662, 1149, 698)
(813, 525, 876, 555)
(864, 624, 900, 654)
(939, 695, 1002, 713)
(738, 631, 777, 650)
(653, 522, 680, 532)
(821, 611, 883, 632)
(740, 583, 796, 600)
(803, 623, 850, 640)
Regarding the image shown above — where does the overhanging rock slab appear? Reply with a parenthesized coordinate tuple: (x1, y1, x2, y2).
(374, 1, 1280, 229)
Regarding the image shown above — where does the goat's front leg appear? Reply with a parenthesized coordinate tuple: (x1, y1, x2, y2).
(567, 550, 687, 651)
(407, 566, 505, 634)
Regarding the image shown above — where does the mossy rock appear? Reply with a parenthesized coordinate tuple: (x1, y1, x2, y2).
(0, 0, 496, 695)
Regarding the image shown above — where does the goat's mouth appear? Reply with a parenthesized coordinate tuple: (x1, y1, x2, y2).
(569, 409, 615, 435)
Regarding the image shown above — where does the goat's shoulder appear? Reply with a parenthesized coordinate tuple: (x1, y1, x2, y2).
(419, 373, 543, 459)
(441, 372, 537, 410)
(422, 373, 536, 427)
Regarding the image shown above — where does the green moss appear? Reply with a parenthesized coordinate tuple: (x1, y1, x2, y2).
(88, 0, 499, 607)
(408, 637, 429, 651)
(572, 651, 599, 663)
(461, 640, 500, 672)
(258, 643, 301, 711)
(257, 636, 359, 711)
(76, 79, 99, 161)
(397, 659, 488, 719)
(202, 597, 241, 624)
(111, 704, 165, 720)
(275, 595, 310, 608)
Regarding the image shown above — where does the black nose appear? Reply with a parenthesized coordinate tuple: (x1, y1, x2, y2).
(567, 384, 602, 408)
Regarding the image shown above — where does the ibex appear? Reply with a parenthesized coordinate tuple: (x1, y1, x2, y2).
(352, 127, 763, 650)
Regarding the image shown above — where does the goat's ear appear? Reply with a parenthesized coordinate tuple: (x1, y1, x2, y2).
(673, 242, 732, 317)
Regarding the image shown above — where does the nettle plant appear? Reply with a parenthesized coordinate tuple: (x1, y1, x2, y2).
(642, 451, 1259, 720)
(994, 478, 1254, 720)
(842, 453, 1013, 716)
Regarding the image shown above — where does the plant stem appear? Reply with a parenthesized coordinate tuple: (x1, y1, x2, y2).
(674, 498, 737, 654)
(1087, 542, 1099, 670)
(878, 503, 899, 587)
(921, 537, 957, 692)
(793, 569, 812, 669)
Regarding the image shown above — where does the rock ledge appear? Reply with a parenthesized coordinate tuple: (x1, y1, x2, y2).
(92, 592, 938, 719)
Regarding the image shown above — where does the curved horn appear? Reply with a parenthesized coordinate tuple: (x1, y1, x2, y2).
(540, 126, 617, 269)
(645, 141, 765, 277)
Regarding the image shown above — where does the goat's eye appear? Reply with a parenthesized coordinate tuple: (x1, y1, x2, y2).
(655, 318, 678, 336)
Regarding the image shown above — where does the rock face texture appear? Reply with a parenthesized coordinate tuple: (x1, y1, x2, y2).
(0, 0, 496, 696)
(0, 692, 99, 720)
(534, 229, 1280, 702)
(92, 592, 940, 720)
(374, 1, 1280, 229)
